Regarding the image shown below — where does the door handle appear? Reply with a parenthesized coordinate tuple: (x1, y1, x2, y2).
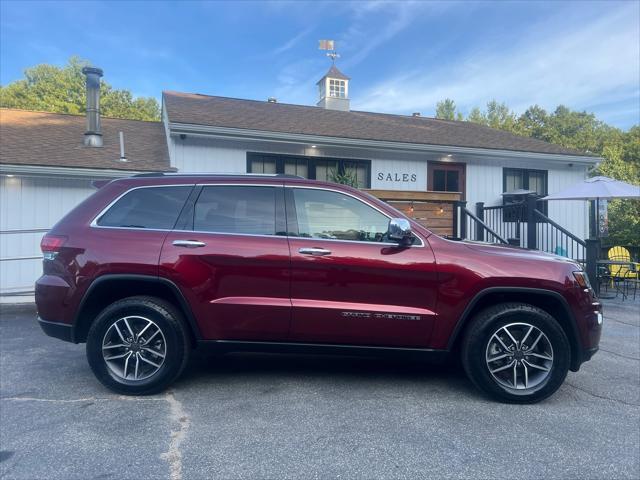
(173, 240, 206, 248)
(299, 247, 332, 256)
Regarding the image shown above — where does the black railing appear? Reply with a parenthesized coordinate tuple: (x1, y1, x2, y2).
(533, 209, 586, 262)
(452, 195, 599, 287)
(463, 207, 508, 244)
(477, 201, 525, 245)
(454, 195, 587, 260)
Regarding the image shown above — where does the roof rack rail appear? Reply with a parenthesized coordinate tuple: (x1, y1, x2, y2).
(132, 172, 304, 179)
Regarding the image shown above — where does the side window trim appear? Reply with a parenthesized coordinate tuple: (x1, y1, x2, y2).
(91, 184, 195, 231)
(284, 187, 299, 237)
(173, 185, 202, 232)
(284, 185, 424, 247)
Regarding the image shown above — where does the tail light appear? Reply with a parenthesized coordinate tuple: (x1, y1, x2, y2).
(40, 234, 67, 260)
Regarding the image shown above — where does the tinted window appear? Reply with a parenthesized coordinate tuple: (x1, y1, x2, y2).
(293, 188, 389, 243)
(433, 169, 459, 192)
(433, 170, 446, 191)
(194, 186, 276, 235)
(97, 186, 192, 229)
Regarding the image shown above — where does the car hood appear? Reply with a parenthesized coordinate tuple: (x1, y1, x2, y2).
(462, 241, 580, 266)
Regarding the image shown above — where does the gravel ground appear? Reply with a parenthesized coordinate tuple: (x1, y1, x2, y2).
(1, 297, 638, 480)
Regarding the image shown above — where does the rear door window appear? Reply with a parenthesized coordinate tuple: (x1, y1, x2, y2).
(97, 186, 192, 229)
(194, 186, 277, 236)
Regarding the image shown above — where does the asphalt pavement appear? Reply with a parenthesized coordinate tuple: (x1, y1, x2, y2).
(1, 298, 638, 480)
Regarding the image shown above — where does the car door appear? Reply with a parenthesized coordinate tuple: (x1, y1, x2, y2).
(159, 183, 291, 341)
(286, 186, 438, 348)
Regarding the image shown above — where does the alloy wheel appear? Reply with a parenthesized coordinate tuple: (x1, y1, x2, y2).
(101, 316, 167, 381)
(485, 322, 554, 391)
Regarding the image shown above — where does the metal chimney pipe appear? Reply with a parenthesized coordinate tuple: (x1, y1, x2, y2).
(82, 66, 104, 147)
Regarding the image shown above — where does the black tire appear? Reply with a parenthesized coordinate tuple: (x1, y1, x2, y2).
(86, 296, 191, 395)
(461, 302, 570, 404)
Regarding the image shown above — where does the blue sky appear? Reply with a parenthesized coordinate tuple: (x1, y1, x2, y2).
(1, 0, 639, 129)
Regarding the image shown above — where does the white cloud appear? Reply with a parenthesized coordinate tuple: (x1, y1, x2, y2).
(271, 27, 314, 56)
(353, 3, 640, 126)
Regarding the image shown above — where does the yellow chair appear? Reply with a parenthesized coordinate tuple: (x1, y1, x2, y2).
(607, 246, 639, 280)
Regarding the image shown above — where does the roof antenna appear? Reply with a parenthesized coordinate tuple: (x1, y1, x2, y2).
(118, 131, 128, 162)
(319, 39, 339, 63)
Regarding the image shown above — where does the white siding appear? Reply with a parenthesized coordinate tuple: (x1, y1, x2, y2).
(170, 136, 246, 173)
(0, 176, 95, 295)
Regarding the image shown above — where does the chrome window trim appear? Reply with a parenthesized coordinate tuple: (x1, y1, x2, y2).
(89, 182, 426, 247)
(286, 185, 425, 248)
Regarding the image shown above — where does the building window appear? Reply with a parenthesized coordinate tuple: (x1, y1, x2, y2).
(503, 168, 548, 218)
(428, 163, 466, 199)
(503, 168, 547, 196)
(247, 153, 371, 188)
(249, 157, 276, 174)
(329, 79, 346, 98)
(314, 158, 339, 182)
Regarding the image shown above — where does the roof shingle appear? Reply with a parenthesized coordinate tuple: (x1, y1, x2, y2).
(0, 109, 171, 171)
(163, 91, 589, 157)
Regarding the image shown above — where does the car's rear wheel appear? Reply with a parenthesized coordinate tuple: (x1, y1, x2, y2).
(86, 296, 190, 395)
(461, 303, 570, 404)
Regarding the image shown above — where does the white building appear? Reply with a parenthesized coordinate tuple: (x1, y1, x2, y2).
(0, 65, 599, 300)
(0, 107, 171, 300)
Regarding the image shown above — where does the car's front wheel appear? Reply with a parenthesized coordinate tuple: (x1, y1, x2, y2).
(86, 296, 191, 395)
(461, 303, 570, 403)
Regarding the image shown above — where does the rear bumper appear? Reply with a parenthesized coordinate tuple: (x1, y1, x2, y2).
(37, 317, 73, 343)
(35, 274, 73, 325)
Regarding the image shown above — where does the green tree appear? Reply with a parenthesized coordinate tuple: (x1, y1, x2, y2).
(435, 98, 461, 121)
(516, 105, 549, 139)
(465, 100, 518, 132)
(485, 100, 518, 132)
(467, 106, 486, 125)
(543, 105, 611, 153)
(0, 56, 160, 121)
(595, 126, 640, 246)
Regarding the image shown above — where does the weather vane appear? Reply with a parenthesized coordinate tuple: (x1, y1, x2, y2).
(319, 39, 340, 63)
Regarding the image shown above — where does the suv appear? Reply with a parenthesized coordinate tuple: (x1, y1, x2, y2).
(36, 174, 602, 403)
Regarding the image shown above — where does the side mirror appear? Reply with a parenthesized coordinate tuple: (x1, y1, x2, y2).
(388, 218, 413, 244)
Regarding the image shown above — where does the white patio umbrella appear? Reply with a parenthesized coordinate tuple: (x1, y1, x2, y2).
(542, 176, 639, 294)
(542, 176, 639, 238)
(543, 176, 640, 201)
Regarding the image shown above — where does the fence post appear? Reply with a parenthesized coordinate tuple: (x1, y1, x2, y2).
(526, 195, 537, 250)
(456, 201, 467, 239)
(585, 238, 600, 295)
(475, 202, 485, 242)
(452, 201, 459, 238)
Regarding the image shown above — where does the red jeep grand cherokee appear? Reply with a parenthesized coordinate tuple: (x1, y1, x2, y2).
(35, 174, 602, 403)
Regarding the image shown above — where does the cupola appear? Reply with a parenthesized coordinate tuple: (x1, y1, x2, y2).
(316, 65, 350, 111)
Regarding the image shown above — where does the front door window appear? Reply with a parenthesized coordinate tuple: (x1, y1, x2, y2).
(291, 188, 389, 243)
